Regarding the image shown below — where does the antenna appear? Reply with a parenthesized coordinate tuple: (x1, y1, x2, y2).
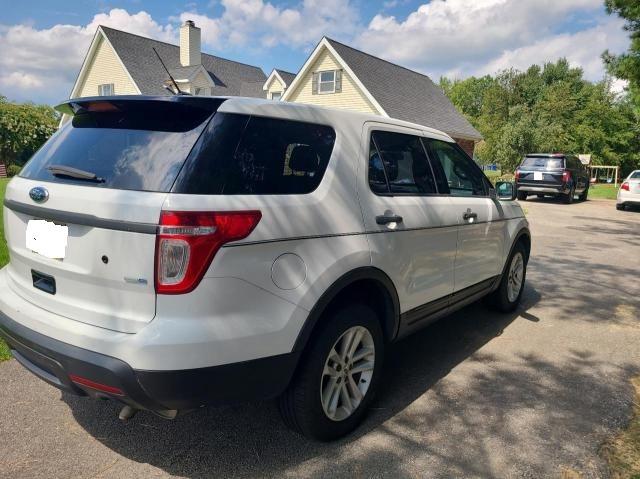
(152, 47, 186, 95)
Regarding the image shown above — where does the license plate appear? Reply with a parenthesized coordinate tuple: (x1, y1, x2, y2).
(534, 172, 543, 181)
(26, 220, 68, 259)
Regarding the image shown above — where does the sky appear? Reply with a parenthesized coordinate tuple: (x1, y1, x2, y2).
(0, 0, 631, 105)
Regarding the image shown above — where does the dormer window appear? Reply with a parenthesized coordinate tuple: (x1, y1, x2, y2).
(319, 71, 335, 94)
(271, 92, 282, 101)
(98, 83, 114, 96)
(312, 70, 342, 95)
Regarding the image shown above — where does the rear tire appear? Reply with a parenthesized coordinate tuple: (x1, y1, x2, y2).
(278, 303, 384, 441)
(563, 186, 575, 204)
(616, 203, 625, 211)
(517, 191, 527, 201)
(578, 186, 589, 201)
(486, 242, 527, 313)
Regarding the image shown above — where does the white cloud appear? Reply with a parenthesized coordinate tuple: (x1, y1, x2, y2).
(180, 0, 359, 49)
(0, 1, 631, 104)
(0, 9, 176, 104)
(476, 18, 629, 81)
(355, 0, 628, 82)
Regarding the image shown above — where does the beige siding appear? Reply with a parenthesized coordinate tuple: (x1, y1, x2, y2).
(266, 76, 285, 99)
(77, 36, 138, 97)
(188, 71, 211, 95)
(286, 48, 379, 114)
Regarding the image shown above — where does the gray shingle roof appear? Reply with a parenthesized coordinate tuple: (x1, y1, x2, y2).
(101, 26, 266, 97)
(275, 69, 297, 87)
(325, 38, 482, 141)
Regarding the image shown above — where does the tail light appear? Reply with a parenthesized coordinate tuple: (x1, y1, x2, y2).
(515, 170, 521, 181)
(562, 170, 571, 183)
(621, 182, 630, 191)
(155, 210, 261, 294)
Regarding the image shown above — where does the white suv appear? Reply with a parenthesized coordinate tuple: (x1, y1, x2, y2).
(0, 96, 530, 440)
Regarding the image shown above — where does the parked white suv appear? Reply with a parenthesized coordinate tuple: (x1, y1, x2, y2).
(0, 96, 530, 440)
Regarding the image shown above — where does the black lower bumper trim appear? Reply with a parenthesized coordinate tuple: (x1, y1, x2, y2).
(0, 311, 299, 412)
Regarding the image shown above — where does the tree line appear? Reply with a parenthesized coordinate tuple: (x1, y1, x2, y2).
(440, 60, 639, 175)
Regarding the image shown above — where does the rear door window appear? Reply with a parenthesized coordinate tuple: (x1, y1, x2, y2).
(174, 113, 336, 194)
(368, 130, 437, 195)
(20, 100, 216, 192)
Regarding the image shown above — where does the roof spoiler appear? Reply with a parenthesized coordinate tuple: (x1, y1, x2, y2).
(55, 95, 226, 116)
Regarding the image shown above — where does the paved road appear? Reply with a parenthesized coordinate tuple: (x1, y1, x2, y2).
(1, 198, 639, 479)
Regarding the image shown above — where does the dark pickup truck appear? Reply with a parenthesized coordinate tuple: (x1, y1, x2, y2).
(515, 154, 589, 204)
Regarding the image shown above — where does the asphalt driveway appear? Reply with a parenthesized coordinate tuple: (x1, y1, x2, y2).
(1, 198, 638, 479)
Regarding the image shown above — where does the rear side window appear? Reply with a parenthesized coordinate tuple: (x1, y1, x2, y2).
(20, 100, 216, 192)
(368, 130, 437, 195)
(174, 113, 336, 194)
(521, 156, 565, 169)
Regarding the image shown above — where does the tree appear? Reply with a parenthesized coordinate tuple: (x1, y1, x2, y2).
(442, 59, 640, 174)
(0, 96, 59, 167)
(602, 0, 640, 110)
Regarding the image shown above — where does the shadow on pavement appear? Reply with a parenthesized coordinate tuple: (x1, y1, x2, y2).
(62, 285, 545, 478)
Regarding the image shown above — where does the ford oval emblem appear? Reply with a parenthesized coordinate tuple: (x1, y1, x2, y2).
(29, 186, 49, 204)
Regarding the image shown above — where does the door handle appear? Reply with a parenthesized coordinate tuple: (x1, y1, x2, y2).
(376, 214, 403, 225)
(462, 209, 478, 221)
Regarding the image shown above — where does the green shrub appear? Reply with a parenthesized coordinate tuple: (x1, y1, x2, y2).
(6, 164, 21, 177)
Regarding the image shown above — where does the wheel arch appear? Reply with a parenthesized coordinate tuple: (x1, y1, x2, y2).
(292, 267, 401, 353)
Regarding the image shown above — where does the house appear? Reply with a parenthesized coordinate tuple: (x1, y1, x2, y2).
(278, 37, 482, 155)
(263, 69, 297, 101)
(69, 21, 266, 100)
(68, 23, 480, 154)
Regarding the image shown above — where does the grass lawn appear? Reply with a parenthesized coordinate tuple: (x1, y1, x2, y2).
(588, 183, 618, 200)
(0, 178, 9, 360)
(601, 376, 640, 478)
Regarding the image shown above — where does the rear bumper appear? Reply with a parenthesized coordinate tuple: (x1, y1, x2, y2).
(617, 191, 640, 206)
(516, 184, 568, 195)
(0, 311, 299, 412)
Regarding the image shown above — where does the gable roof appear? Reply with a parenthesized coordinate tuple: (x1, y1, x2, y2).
(298, 38, 482, 141)
(98, 26, 266, 97)
(275, 69, 296, 87)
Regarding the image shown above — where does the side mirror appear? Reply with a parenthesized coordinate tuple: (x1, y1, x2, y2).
(495, 181, 517, 201)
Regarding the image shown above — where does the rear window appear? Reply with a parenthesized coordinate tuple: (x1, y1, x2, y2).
(173, 113, 336, 194)
(630, 171, 640, 179)
(20, 100, 216, 192)
(521, 156, 564, 169)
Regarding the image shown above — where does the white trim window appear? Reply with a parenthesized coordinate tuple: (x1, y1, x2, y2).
(271, 91, 282, 101)
(318, 71, 335, 94)
(194, 87, 207, 96)
(98, 83, 114, 96)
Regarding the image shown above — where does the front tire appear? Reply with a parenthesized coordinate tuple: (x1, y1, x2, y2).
(517, 191, 527, 201)
(278, 303, 384, 441)
(486, 242, 527, 313)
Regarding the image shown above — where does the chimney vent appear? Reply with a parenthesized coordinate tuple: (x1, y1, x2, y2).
(180, 20, 201, 67)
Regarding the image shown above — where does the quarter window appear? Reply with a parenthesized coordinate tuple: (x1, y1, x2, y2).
(173, 113, 336, 195)
(427, 139, 488, 197)
(98, 83, 114, 96)
(319, 71, 336, 93)
(368, 131, 437, 195)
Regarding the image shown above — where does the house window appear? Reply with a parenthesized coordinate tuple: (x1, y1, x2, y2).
(98, 84, 114, 96)
(194, 87, 207, 96)
(271, 92, 282, 101)
(318, 71, 335, 93)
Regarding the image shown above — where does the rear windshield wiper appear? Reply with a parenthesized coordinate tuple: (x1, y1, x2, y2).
(47, 165, 105, 183)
